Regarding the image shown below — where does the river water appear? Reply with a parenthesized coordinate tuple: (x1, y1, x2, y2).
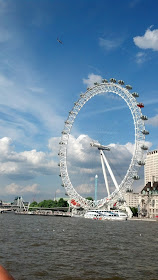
(0, 213, 158, 280)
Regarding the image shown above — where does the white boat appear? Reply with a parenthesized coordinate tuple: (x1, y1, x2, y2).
(84, 209, 128, 221)
(84, 211, 102, 220)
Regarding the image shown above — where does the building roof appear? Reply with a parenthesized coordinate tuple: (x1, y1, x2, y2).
(141, 181, 158, 193)
(147, 149, 158, 155)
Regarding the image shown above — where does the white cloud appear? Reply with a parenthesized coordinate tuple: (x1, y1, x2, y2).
(48, 137, 61, 156)
(0, 71, 64, 147)
(66, 135, 135, 171)
(21, 150, 46, 165)
(99, 37, 122, 50)
(0, 132, 147, 198)
(0, 137, 58, 180)
(0, 162, 18, 175)
(67, 134, 98, 166)
(133, 27, 158, 51)
(5, 183, 40, 194)
(109, 142, 134, 156)
(135, 52, 147, 64)
(76, 183, 94, 194)
(0, 137, 12, 154)
(0, 134, 148, 197)
(147, 114, 158, 127)
(83, 73, 102, 87)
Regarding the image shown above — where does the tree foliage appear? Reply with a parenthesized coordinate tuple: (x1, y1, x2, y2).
(130, 207, 138, 216)
(57, 198, 68, 207)
(86, 197, 94, 201)
(29, 198, 68, 208)
(30, 201, 38, 207)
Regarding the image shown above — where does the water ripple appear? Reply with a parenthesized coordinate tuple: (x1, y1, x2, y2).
(0, 214, 158, 280)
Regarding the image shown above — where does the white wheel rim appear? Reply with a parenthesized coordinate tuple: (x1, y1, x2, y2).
(59, 82, 146, 209)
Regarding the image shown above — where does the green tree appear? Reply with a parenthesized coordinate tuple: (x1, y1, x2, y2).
(52, 200, 58, 207)
(30, 198, 68, 208)
(38, 200, 56, 208)
(38, 200, 47, 207)
(57, 198, 68, 207)
(29, 201, 38, 207)
(86, 197, 94, 201)
(47, 199, 56, 208)
(130, 207, 138, 216)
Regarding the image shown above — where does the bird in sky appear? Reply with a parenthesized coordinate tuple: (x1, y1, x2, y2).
(57, 37, 63, 44)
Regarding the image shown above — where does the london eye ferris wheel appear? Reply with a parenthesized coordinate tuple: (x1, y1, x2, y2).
(58, 78, 149, 209)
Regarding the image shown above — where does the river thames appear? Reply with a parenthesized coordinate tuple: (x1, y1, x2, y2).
(0, 213, 158, 280)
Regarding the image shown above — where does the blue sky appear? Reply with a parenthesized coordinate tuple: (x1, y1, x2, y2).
(0, 0, 157, 202)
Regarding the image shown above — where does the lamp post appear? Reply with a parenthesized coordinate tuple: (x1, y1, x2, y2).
(95, 175, 98, 201)
(146, 188, 151, 218)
